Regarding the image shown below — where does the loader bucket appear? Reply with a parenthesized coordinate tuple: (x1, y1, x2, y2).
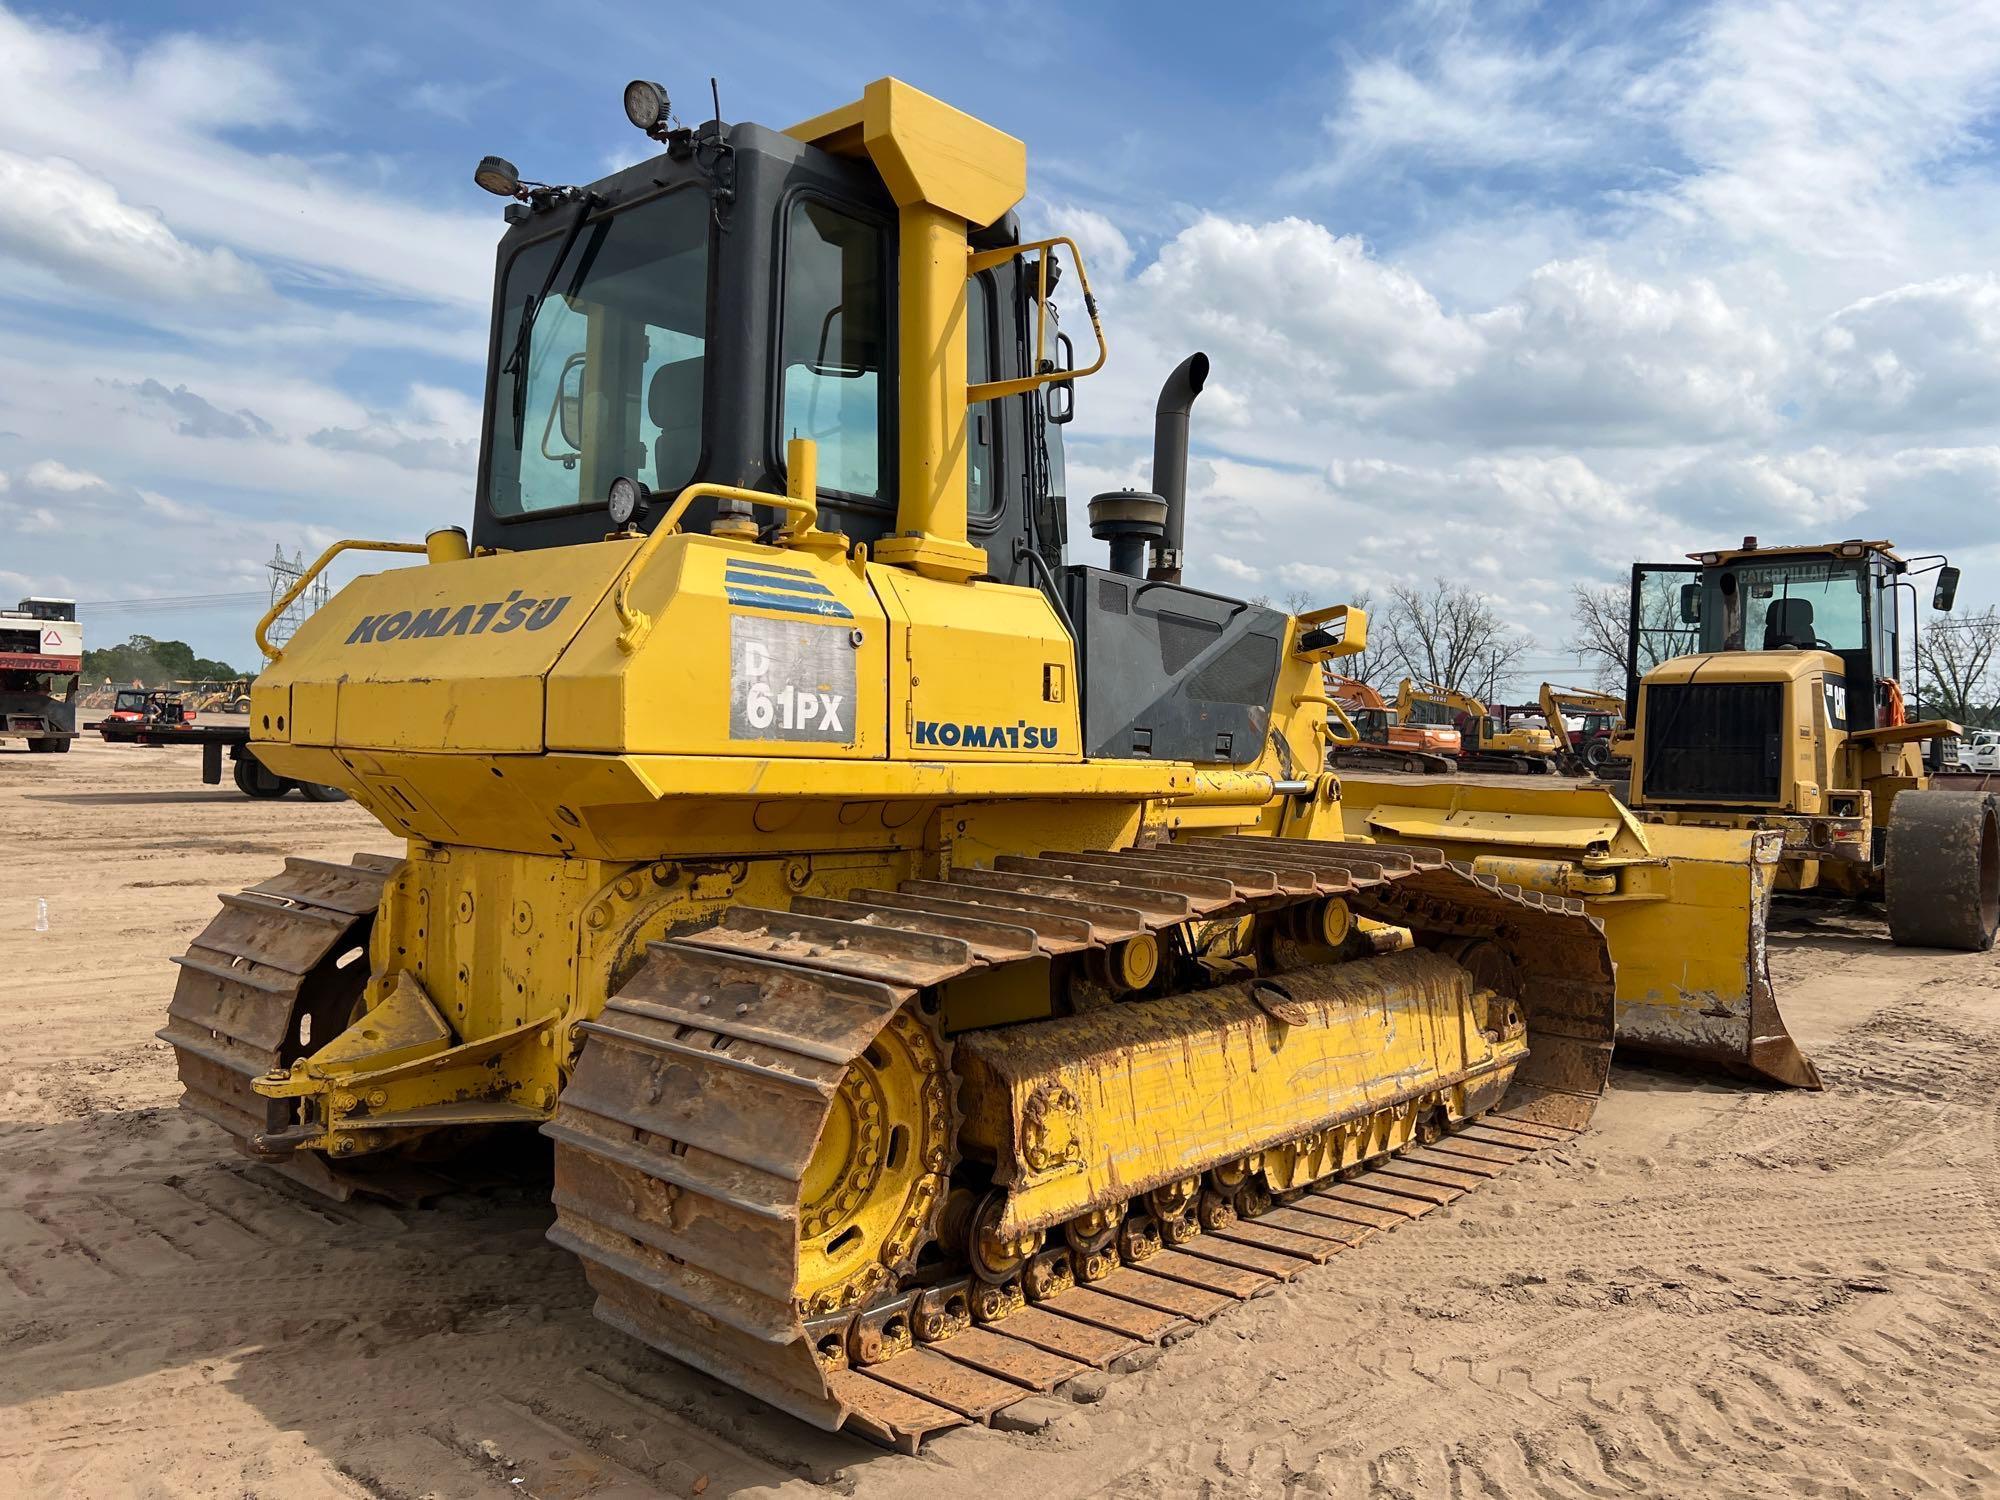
(1336, 777, 1821, 1089)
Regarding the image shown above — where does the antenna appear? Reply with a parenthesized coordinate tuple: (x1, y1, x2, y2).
(711, 76, 722, 127)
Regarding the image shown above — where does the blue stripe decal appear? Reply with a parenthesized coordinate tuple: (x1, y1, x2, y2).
(723, 558, 816, 579)
(724, 569, 834, 598)
(725, 587, 855, 619)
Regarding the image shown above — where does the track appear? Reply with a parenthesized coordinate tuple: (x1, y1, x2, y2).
(544, 835, 1615, 1449)
(160, 856, 394, 1142)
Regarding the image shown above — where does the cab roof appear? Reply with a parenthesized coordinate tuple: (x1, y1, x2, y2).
(1689, 539, 1903, 571)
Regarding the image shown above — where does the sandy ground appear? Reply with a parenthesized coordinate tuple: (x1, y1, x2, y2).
(4, 735, 1998, 1499)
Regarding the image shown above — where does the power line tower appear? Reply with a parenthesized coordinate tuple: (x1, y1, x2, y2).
(265, 544, 330, 651)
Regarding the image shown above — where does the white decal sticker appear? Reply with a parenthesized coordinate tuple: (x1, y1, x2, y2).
(730, 616, 856, 743)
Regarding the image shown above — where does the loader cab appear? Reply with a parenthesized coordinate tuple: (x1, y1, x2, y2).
(1628, 542, 1912, 736)
(1625, 540, 1950, 811)
(469, 118, 1065, 590)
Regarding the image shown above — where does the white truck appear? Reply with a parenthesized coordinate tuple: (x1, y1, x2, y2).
(0, 597, 80, 753)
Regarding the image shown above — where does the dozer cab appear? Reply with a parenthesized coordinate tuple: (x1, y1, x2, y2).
(1324, 671, 1460, 774)
(1623, 539, 1997, 951)
(1397, 679, 1562, 774)
(161, 78, 1635, 1450)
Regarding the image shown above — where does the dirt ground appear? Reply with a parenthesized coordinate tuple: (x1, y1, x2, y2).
(5, 735, 1998, 1498)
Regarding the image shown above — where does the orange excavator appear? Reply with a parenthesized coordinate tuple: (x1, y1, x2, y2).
(1325, 671, 1461, 774)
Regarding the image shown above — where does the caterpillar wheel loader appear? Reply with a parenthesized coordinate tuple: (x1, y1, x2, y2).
(160, 78, 1628, 1450)
(1397, 679, 1563, 774)
(1619, 539, 1998, 951)
(1323, 671, 1460, 773)
(1331, 538, 1998, 1088)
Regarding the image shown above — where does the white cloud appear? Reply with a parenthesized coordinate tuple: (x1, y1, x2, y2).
(1812, 274, 2000, 432)
(0, 8, 496, 308)
(0, 150, 270, 302)
(1132, 216, 1480, 417)
(22, 459, 105, 491)
(1649, 0, 2000, 260)
(1443, 258, 1788, 444)
(308, 384, 481, 474)
(1330, 38, 1622, 173)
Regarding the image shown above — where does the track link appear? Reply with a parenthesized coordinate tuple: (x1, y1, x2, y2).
(545, 836, 1615, 1449)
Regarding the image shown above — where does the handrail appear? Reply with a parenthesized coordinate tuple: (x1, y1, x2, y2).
(966, 234, 1107, 403)
(256, 539, 426, 660)
(1323, 696, 1362, 747)
(614, 439, 827, 654)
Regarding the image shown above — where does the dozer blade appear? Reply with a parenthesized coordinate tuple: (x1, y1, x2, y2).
(544, 840, 1615, 1450)
(1336, 775, 1823, 1088)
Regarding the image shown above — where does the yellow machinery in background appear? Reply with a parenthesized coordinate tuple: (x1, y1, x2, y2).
(1619, 539, 1997, 951)
(1397, 679, 1562, 774)
(1538, 683, 1625, 775)
(1324, 671, 1461, 773)
(158, 78, 1813, 1450)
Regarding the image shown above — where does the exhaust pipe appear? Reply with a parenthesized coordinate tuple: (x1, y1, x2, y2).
(1147, 352, 1209, 584)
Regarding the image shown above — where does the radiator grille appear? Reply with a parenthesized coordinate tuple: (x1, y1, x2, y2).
(1641, 681, 1783, 802)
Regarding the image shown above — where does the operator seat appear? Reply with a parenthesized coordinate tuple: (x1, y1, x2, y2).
(1764, 598, 1818, 649)
(647, 356, 705, 487)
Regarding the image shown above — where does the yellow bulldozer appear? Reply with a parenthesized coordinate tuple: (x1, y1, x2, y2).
(160, 78, 1806, 1449)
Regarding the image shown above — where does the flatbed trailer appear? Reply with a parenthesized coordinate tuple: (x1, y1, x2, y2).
(87, 717, 346, 801)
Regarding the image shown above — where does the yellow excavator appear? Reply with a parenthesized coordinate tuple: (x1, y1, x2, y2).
(1397, 679, 1562, 774)
(1537, 683, 1626, 775)
(159, 78, 1794, 1450)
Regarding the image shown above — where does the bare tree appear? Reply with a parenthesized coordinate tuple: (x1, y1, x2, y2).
(1567, 575, 1703, 693)
(1566, 584, 1630, 690)
(1379, 578, 1532, 702)
(1917, 609, 2000, 726)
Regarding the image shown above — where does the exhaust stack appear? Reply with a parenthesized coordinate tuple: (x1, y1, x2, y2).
(1147, 352, 1209, 583)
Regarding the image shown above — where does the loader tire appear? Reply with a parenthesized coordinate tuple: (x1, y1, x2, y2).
(1886, 790, 2000, 951)
(27, 737, 68, 753)
(234, 754, 291, 799)
(297, 780, 350, 803)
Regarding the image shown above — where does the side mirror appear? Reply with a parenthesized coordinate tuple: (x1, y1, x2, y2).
(556, 355, 585, 449)
(1934, 565, 1960, 612)
(1679, 582, 1702, 624)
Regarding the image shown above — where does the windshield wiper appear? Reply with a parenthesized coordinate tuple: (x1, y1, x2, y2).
(503, 192, 598, 431)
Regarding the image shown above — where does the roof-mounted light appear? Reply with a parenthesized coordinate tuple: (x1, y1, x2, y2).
(623, 79, 671, 136)
(1699, 552, 1721, 566)
(474, 155, 523, 198)
(1838, 542, 1866, 557)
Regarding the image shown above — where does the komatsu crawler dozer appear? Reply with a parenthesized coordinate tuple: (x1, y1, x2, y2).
(161, 78, 1623, 1448)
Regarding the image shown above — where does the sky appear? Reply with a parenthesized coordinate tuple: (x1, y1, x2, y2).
(2, 0, 1998, 692)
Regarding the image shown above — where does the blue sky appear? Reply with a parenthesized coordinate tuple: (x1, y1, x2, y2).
(3, 0, 1999, 688)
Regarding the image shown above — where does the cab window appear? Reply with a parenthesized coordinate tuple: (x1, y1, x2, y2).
(968, 273, 997, 518)
(488, 190, 710, 518)
(781, 200, 886, 501)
